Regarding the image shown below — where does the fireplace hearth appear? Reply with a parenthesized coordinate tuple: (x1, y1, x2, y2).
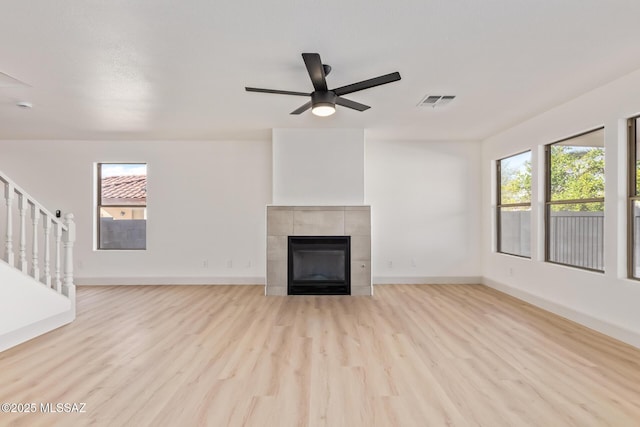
(288, 236, 350, 295)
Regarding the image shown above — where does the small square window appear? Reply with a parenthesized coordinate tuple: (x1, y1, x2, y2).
(97, 163, 147, 250)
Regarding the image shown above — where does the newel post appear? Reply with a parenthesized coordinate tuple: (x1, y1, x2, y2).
(62, 213, 76, 298)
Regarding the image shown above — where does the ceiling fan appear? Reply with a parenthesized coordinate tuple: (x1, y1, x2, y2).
(245, 53, 401, 117)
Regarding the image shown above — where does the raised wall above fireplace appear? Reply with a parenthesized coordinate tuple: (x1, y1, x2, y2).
(272, 129, 365, 206)
(266, 206, 372, 296)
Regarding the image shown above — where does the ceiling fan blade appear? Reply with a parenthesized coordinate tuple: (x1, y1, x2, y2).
(245, 87, 309, 96)
(332, 72, 401, 96)
(302, 53, 328, 92)
(291, 101, 312, 115)
(335, 97, 370, 112)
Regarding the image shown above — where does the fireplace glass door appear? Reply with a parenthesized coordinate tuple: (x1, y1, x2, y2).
(288, 236, 350, 295)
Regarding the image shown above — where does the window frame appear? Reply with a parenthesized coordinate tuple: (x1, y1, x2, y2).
(627, 116, 640, 279)
(96, 162, 147, 251)
(496, 150, 532, 258)
(544, 127, 605, 272)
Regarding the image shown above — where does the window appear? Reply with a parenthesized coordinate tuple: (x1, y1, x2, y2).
(628, 116, 640, 278)
(545, 128, 604, 271)
(497, 151, 531, 257)
(97, 163, 147, 250)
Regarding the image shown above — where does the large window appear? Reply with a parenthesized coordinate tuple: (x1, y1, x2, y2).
(628, 116, 640, 279)
(497, 151, 531, 257)
(545, 128, 604, 271)
(97, 163, 147, 250)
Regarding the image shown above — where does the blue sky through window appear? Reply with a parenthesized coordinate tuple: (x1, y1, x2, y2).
(501, 151, 530, 175)
(101, 163, 147, 177)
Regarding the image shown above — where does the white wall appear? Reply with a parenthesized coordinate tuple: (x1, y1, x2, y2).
(0, 260, 71, 335)
(1, 136, 483, 287)
(0, 260, 73, 351)
(365, 140, 482, 283)
(272, 129, 482, 283)
(272, 128, 364, 205)
(0, 140, 272, 284)
(481, 67, 640, 348)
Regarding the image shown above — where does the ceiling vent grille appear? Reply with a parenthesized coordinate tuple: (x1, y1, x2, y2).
(418, 95, 456, 108)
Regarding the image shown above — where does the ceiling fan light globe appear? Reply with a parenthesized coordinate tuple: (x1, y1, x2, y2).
(312, 104, 336, 117)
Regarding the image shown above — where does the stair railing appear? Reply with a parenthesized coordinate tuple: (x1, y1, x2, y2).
(1, 169, 75, 301)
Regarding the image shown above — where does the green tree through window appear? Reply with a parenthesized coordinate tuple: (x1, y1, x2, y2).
(501, 160, 531, 204)
(502, 145, 605, 210)
(550, 145, 604, 207)
(546, 128, 604, 271)
(497, 151, 531, 258)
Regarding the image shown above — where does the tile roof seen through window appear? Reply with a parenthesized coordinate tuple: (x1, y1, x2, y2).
(102, 175, 147, 201)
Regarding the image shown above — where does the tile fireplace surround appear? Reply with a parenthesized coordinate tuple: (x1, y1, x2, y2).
(266, 206, 372, 296)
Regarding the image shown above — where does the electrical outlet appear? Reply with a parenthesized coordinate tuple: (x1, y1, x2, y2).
(411, 259, 417, 267)
(508, 267, 514, 277)
(387, 261, 393, 268)
(202, 260, 208, 268)
(226, 260, 233, 268)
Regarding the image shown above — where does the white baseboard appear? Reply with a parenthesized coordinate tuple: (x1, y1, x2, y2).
(76, 276, 265, 285)
(373, 276, 482, 285)
(0, 309, 75, 353)
(78, 276, 481, 286)
(483, 277, 640, 350)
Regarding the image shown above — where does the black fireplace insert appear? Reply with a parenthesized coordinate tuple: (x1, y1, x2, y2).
(288, 236, 350, 295)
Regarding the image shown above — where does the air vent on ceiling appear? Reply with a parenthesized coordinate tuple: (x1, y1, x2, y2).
(418, 95, 456, 108)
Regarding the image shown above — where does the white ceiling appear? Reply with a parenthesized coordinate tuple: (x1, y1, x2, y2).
(2, 1, 640, 141)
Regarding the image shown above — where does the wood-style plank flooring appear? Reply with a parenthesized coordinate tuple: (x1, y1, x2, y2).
(1, 284, 640, 426)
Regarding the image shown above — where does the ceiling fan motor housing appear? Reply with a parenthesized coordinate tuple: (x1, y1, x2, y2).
(311, 91, 337, 108)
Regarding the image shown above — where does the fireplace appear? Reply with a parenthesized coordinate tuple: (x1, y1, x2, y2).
(266, 206, 371, 296)
(288, 236, 351, 295)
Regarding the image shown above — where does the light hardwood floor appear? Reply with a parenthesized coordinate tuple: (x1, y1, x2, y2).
(1, 284, 640, 426)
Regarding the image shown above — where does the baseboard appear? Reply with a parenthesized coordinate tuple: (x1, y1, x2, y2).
(78, 276, 481, 286)
(483, 277, 640, 350)
(373, 276, 482, 285)
(76, 276, 265, 285)
(0, 309, 75, 353)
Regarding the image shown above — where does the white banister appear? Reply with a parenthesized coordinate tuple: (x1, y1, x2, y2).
(0, 168, 73, 303)
(5, 182, 15, 267)
(63, 213, 75, 298)
(31, 204, 40, 282)
(18, 193, 28, 273)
